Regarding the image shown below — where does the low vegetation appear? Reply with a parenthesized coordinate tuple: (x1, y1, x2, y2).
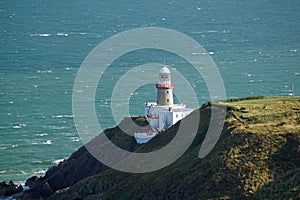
(19, 96, 300, 200)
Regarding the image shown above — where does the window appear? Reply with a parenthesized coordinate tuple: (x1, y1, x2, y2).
(176, 114, 179, 118)
(167, 99, 169, 102)
(166, 91, 169, 94)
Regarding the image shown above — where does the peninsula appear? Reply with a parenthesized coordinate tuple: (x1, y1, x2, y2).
(1, 96, 299, 200)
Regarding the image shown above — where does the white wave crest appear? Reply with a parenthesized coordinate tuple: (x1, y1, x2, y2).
(53, 159, 64, 165)
(30, 33, 51, 37)
(57, 33, 69, 36)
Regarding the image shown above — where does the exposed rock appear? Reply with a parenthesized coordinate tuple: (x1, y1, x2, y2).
(0, 180, 23, 197)
(25, 176, 41, 189)
(40, 182, 53, 196)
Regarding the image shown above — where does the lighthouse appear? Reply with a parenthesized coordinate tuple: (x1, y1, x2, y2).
(156, 65, 174, 105)
(134, 63, 194, 144)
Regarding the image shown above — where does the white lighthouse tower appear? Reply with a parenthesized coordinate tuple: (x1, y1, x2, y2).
(134, 64, 194, 144)
(156, 65, 174, 106)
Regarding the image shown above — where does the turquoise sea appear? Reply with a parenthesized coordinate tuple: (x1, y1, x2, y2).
(0, 0, 299, 183)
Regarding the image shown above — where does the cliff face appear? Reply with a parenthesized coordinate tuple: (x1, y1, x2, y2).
(20, 97, 300, 200)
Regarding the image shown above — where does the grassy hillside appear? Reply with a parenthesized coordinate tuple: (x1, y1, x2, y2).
(20, 97, 300, 200)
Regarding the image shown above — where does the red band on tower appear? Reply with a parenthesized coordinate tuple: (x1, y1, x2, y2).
(156, 83, 174, 89)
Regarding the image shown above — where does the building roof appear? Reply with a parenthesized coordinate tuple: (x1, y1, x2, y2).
(159, 65, 171, 74)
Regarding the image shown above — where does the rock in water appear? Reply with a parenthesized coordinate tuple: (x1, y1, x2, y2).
(25, 176, 42, 189)
(0, 180, 23, 197)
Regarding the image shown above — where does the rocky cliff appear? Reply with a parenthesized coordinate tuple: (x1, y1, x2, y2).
(15, 97, 300, 199)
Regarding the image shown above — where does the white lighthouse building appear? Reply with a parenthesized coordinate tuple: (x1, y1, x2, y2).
(134, 64, 194, 144)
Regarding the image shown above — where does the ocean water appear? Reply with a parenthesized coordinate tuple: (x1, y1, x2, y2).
(0, 0, 299, 183)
